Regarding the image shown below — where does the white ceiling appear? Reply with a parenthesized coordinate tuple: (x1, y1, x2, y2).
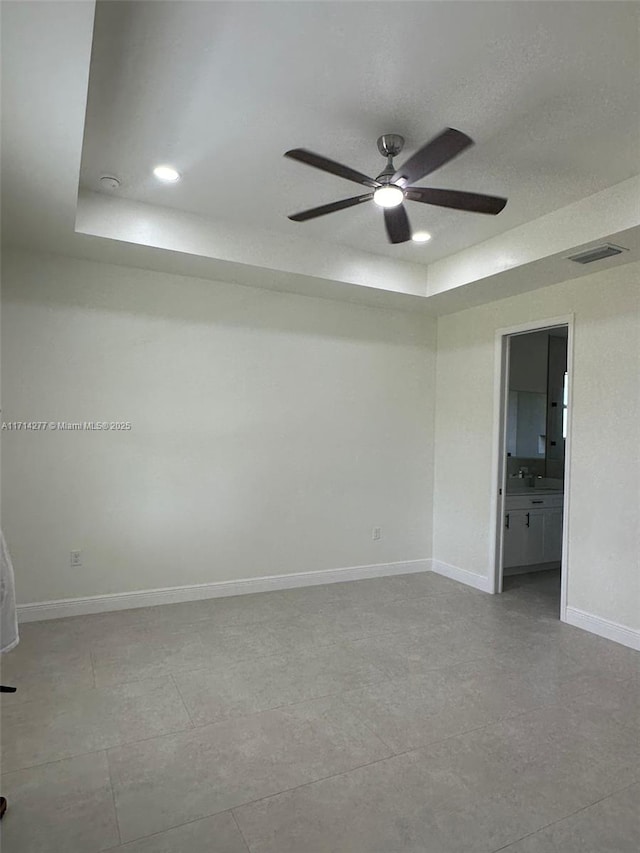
(80, 1, 640, 264)
(2, 1, 638, 316)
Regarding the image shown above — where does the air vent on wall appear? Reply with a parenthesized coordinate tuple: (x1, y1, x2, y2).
(567, 243, 629, 264)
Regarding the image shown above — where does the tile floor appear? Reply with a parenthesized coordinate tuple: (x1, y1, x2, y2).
(1, 569, 638, 852)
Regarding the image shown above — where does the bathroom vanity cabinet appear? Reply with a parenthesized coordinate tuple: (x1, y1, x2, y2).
(503, 492, 563, 571)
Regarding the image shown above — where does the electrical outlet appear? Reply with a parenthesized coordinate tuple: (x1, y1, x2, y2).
(70, 550, 82, 567)
(372, 527, 381, 541)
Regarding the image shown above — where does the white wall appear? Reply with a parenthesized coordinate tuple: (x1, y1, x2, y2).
(1, 249, 436, 604)
(433, 261, 640, 630)
(4, 247, 638, 639)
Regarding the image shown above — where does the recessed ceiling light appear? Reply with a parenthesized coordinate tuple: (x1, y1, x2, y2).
(373, 185, 404, 208)
(153, 165, 180, 183)
(412, 231, 432, 243)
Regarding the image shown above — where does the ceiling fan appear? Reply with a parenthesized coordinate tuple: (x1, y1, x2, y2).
(285, 128, 507, 244)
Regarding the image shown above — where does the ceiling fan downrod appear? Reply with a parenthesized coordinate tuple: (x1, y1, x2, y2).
(376, 134, 405, 183)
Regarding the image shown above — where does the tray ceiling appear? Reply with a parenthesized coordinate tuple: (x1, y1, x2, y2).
(80, 1, 640, 265)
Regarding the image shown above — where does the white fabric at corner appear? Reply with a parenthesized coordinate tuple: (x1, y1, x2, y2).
(1, 530, 19, 654)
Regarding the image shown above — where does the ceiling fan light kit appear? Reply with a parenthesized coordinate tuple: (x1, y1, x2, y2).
(285, 127, 508, 244)
(373, 185, 404, 208)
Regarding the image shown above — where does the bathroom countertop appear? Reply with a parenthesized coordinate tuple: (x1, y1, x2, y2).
(506, 486, 564, 496)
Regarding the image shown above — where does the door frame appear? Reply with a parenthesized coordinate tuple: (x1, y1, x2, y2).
(488, 314, 575, 622)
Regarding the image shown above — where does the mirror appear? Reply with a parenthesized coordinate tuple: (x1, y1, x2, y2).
(506, 329, 568, 478)
(507, 391, 546, 458)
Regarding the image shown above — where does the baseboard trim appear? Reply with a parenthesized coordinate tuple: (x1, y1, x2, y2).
(565, 606, 640, 651)
(17, 558, 431, 623)
(430, 559, 493, 593)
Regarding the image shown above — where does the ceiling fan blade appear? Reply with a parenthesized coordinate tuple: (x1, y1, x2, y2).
(405, 186, 507, 215)
(384, 205, 412, 244)
(288, 193, 374, 222)
(285, 149, 381, 189)
(392, 128, 474, 187)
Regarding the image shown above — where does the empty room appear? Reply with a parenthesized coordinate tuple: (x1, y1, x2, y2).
(0, 2, 638, 852)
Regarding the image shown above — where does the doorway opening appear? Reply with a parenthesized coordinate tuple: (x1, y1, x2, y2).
(491, 317, 573, 621)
